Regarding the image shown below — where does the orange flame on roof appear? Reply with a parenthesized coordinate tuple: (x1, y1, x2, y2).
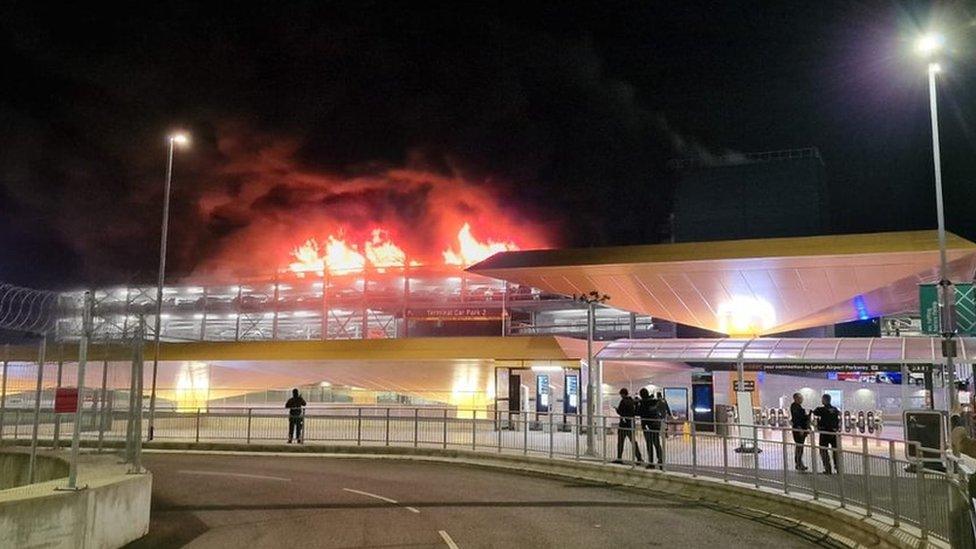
(364, 229, 407, 272)
(323, 234, 366, 274)
(289, 239, 325, 278)
(442, 223, 518, 266)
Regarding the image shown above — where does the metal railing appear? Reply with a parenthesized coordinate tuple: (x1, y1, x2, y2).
(2, 405, 971, 546)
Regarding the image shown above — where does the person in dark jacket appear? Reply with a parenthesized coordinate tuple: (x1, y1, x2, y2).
(655, 392, 673, 437)
(789, 392, 810, 471)
(637, 388, 663, 469)
(613, 388, 642, 464)
(285, 388, 307, 443)
(812, 394, 841, 474)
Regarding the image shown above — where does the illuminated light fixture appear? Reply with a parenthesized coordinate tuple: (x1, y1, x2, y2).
(320, 381, 332, 387)
(853, 295, 870, 321)
(716, 296, 776, 336)
(930, 62, 943, 74)
(169, 132, 190, 147)
(531, 365, 563, 372)
(193, 313, 204, 320)
(915, 33, 945, 57)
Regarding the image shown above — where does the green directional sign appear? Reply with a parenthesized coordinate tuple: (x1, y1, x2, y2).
(919, 283, 976, 335)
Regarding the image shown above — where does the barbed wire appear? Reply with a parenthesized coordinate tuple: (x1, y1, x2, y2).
(0, 283, 65, 335)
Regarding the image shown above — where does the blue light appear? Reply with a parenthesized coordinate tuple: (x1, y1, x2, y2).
(853, 295, 870, 320)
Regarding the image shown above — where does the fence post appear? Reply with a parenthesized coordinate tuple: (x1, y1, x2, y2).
(194, 408, 201, 443)
(442, 409, 448, 449)
(0, 353, 8, 441)
(836, 434, 846, 508)
(548, 411, 554, 459)
(914, 443, 928, 542)
(96, 358, 109, 452)
(721, 425, 729, 482)
(690, 421, 698, 477)
(246, 408, 252, 444)
(809, 429, 819, 500)
(782, 428, 789, 494)
(130, 325, 145, 474)
(752, 427, 760, 489)
(65, 292, 93, 490)
(52, 356, 63, 450)
(601, 416, 608, 463)
(861, 436, 872, 516)
(496, 410, 502, 453)
(471, 410, 477, 451)
(575, 414, 581, 460)
(888, 440, 900, 526)
(357, 408, 363, 446)
(28, 337, 47, 484)
(385, 407, 390, 447)
(413, 408, 419, 448)
(523, 411, 528, 455)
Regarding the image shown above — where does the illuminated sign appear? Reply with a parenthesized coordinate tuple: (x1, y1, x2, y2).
(536, 374, 550, 413)
(405, 307, 503, 321)
(564, 373, 579, 415)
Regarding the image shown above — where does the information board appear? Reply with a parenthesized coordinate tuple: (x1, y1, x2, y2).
(563, 373, 579, 415)
(535, 374, 550, 413)
(55, 388, 78, 414)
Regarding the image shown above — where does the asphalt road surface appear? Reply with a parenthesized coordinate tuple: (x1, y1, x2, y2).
(130, 452, 839, 548)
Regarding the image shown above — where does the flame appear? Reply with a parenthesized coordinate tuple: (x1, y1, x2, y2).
(364, 229, 407, 272)
(323, 234, 366, 274)
(442, 223, 518, 266)
(289, 239, 325, 277)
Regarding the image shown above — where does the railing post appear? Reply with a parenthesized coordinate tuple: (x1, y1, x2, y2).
(782, 428, 789, 494)
(601, 416, 608, 463)
(413, 408, 419, 448)
(721, 424, 729, 482)
(888, 440, 900, 526)
(471, 410, 477, 451)
(574, 414, 580, 460)
(915, 443, 928, 542)
(385, 407, 390, 447)
(690, 420, 698, 477)
(496, 410, 502, 453)
(809, 429, 819, 499)
(522, 411, 528, 455)
(548, 411, 554, 459)
(861, 436, 872, 516)
(96, 359, 109, 453)
(442, 409, 448, 449)
(195, 408, 201, 443)
(752, 427, 760, 489)
(836, 434, 846, 508)
(357, 408, 363, 446)
(246, 408, 252, 444)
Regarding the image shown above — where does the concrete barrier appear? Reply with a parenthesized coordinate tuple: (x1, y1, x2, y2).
(0, 450, 68, 489)
(0, 449, 151, 549)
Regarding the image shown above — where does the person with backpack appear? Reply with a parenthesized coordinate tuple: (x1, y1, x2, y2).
(613, 388, 642, 464)
(285, 388, 307, 443)
(637, 388, 664, 469)
(812, 393, 841, 474)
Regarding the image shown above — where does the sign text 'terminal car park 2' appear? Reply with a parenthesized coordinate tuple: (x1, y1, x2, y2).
(405, 307, 504, 321)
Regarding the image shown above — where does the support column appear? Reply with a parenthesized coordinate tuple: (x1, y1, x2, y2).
(585, 302, 596, 456)
(65, 291, 93, 490)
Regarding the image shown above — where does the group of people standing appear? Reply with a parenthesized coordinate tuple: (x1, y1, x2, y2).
(613, 388, 672, 468)
(790, 392, 842, 474)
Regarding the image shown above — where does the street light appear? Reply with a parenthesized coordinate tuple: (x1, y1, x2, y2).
(914, 32, 959, 414)
(576, 291, 610, 456)
(147, 131, 190, 440)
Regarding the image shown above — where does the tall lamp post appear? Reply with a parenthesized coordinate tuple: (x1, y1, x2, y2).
(577, 291, 610, 456)
(915, 33, 959, 415)
(147, 132, 189, 440)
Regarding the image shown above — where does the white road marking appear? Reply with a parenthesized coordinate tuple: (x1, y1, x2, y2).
(177, 470, 291, 482)
(439, 530, 460, 549)
(342, 488, 422, 514)
(342, 488, 399, 504)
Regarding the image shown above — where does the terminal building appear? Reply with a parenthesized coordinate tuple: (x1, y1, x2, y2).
(2, 150, 972, 434)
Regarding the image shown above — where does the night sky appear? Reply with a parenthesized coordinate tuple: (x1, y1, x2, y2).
(2, 2, 975, 288)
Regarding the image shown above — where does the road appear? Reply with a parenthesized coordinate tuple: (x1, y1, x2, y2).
(130, 452, 838, 548)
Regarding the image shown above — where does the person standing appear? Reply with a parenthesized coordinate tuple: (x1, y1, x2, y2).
(655, 392, 673, 437)
(789, 392, 810, 471)
(812, 394, 841, 474)
(285, 388, 307, 443)
(613, 388, 642, 464)
(637, 388, 663, 469)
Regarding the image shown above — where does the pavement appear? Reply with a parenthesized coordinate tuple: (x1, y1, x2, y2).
(129, 452, 838, 548)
